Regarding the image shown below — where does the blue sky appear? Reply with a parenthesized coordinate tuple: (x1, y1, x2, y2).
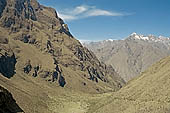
(38, 0, 170, 41)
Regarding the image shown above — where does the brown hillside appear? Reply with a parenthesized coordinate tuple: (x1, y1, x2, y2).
(0, 0, 125, 112)
(90, 56, 170, 113)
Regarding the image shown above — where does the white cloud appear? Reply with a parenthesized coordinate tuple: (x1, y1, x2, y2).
(87, 9, 123, 16)
(73, 6, 88, 15)
(58, 5, 129, 21)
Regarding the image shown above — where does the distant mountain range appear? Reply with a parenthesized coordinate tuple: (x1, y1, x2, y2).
(84, 33, 170, 81)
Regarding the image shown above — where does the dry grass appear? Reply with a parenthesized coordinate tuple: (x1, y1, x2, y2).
(92, 56, 170, 113)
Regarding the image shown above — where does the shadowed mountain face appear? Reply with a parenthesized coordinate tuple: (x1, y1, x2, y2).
(84, 33, 170, 82)
(0, 85, 23, 113)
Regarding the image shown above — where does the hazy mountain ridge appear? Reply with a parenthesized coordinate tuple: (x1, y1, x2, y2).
(84, 33, 170, 81)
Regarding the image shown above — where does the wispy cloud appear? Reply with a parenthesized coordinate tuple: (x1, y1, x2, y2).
(73, 5, 89, 15)
(58, 5, 130, 21)
(87, 9, 123, 17)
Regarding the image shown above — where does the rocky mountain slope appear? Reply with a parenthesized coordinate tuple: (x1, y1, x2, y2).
(0, 0, 125, 112)
(84, 33, 170, 81)
(91, 55, 170, 113)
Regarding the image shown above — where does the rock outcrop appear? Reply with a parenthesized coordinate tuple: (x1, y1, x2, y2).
(0, 85, 23, 113)
(0, 45, 17, 78)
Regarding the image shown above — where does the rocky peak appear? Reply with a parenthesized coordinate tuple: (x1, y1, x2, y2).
(128, 32, 149, 40)
(0, 0, 37, 25)
(0, 0, 71, 36)
(130, 32, 137, 36)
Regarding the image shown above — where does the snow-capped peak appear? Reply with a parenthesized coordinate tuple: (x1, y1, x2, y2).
(158, 36, 170, 40)
(129, 32, 149, 40)
(130, 32, 137, 36)
(128, 32, 170, 42)
(106, 39, 114, 42)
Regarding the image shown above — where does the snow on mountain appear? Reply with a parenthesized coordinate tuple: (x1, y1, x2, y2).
(84, 32, 170, 82)
(128, 32, 170, 43)
(82, 33, 170, 46)
(106, 39, 114, 41)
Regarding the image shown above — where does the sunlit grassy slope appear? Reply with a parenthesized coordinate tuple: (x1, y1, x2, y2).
(92, 55, 170, 113)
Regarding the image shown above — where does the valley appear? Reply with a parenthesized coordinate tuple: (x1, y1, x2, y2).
(0, 0, 170, 113)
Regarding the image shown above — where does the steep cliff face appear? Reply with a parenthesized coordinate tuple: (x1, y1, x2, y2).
(0, 44, 17, 78)
(0, 0, 6, 17)
(0, 0, 125, 94)
(0, 52, 16, 78)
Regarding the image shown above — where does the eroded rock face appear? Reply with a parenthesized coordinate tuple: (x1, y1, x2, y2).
(22, 58, 67, 87)
(0, 0, 37, 27)
(58, 75, 66, 87)
(0, 47, 17, 78)
(23, 60, 32, 74)
(0, 0, 7, 17)
(0, 85, 23, 113)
